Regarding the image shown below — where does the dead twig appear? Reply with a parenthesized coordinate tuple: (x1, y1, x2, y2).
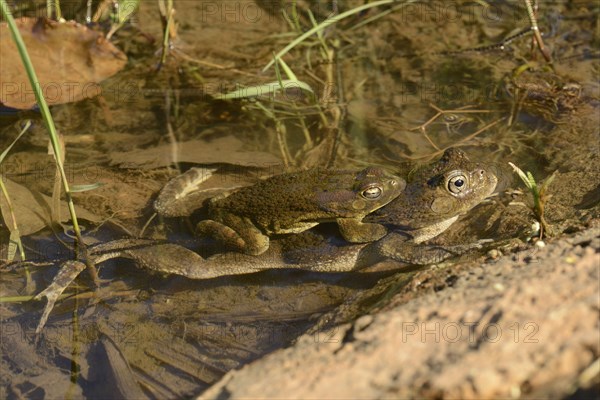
(396, 117, 505, 161)
(523, 0, 553, 65)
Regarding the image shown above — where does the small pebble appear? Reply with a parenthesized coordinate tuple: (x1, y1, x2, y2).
(487, 249, 500, 260)
(565, 256, 577, 265)
(531, 221, 541, 235)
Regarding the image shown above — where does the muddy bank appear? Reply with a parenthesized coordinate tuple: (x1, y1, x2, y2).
(199, 227, 600, 399)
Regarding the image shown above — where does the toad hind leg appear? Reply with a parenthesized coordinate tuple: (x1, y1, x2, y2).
(336, 218, 388, 243)
(197, 218, 270, 255)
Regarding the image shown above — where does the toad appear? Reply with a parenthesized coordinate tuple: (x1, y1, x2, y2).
(196, 167, 405, 255)
(88, 148, 498, 278)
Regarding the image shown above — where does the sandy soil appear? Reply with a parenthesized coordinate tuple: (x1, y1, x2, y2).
(199, 226, 600, 399)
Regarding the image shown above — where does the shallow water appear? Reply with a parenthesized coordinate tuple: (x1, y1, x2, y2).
(1, 1, 598, 398)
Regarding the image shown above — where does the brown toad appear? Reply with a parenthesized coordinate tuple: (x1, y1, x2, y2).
(196, 167, 405, 255)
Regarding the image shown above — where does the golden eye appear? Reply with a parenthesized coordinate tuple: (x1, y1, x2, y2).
(361, 186, 382, 199)
(447, 174, 467, 194)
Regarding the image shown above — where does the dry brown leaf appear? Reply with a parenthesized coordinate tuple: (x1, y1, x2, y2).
(0, 178, 100, 236)
(109, 136, 282, 169)
(0, 17, 127, 109)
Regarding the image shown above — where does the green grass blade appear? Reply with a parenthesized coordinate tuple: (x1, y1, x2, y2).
(0, 120, 31, 163)
(0, 295, 37, 303)
(508, 162, 532, 190)
(276, 55, 299, 81)
(7, 230, 19, 261)
(215, 80, 314, 100)
(47, 0, 61, 20)
(273, 53, 285, 88)
(539, 171, 557, 197)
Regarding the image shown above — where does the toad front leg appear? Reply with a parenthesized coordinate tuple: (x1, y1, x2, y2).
(196, 215, 270, 255)
(336, 218, 388, 243)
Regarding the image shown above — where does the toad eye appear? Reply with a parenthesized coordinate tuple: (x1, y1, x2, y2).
(447, 174, 467, 195)
(361, 186, 383, 199)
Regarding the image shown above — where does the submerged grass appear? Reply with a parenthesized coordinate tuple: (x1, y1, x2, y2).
(263, 0, 420, 72)
(0, 121, 31, 261)
(0, 121, 32, 289)
(214, 79, 314, 101)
